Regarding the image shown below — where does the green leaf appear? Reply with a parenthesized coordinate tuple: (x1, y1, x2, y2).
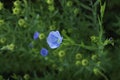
(100, 2, 106, 18)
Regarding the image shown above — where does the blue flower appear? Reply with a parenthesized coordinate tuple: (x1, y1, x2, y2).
(47, 31, 63, 49)
(40, 48, 48, 57)
(33, 31, 39, 40)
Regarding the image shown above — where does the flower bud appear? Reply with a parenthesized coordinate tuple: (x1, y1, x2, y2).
(0, 37, 6, 44)
(23, 24, 28, 28)
(75, 60, 81, 66)
(0, 19, 4, 25)
(75, 53, 82, 60)
(58, 50, 65, 58)
(13, 0, 21, 7)
(91, 54, 98, 61)
(104, 38, 114, 46)
(13, 7, 21, 15)
(90, 36, 98, 43)
(18, 18, 25, 27)
(39, 33, 45, 40)
(7, 43, 15, 51)
(82, 59, 88, 66)
(23, 74, 30, 80)
(0, 2, 3, 10)
(74, 8, 79, 15)
(49, 25, 56, 30)
(66, 1, 73, 7)
(48, 5, 55, 12)
(1, 44, 15, 51)
(46, 0, 53, 4)
(93, 68, 100, 75)
(97, 61, 101, 66)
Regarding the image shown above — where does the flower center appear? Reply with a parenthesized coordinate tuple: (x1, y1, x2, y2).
(57, 39, 61, 43)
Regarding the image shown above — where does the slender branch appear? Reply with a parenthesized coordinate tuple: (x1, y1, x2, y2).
(99, 71, 109, 80)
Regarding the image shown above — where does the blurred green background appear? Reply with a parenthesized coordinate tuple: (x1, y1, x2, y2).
(0, 0, 120, 80)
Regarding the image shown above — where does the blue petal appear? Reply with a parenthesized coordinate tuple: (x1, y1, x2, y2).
(47, 31, 63, 49)
(33, 31, 39, 40)
(40, 48, 48, 57)
(47, 41, 60, 49)
(47, 34, 58, 43)
(54, 31, 61, 37)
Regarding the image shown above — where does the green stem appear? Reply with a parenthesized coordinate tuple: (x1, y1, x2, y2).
(92, 1, 98, 33)
(63, 34, 97, 51)
(99, 71, 109, 80)
(71, 44, 97, 50)
(63, 33, 75, 44)
(98, 17, 103, 43)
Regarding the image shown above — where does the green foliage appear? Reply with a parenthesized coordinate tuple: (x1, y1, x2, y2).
(0, 0, 120, 80)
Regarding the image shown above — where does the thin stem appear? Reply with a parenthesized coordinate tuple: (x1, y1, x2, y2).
(92, 1, 99, 33)
(98, 16, 103, 43)
(72, 44, 97, 50)
(99, 71, 109, 80)
(63, 33, 97, 51)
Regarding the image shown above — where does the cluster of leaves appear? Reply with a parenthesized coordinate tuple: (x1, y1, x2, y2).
(0, 0, 119, 80)
(103, 0, 120, 80)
